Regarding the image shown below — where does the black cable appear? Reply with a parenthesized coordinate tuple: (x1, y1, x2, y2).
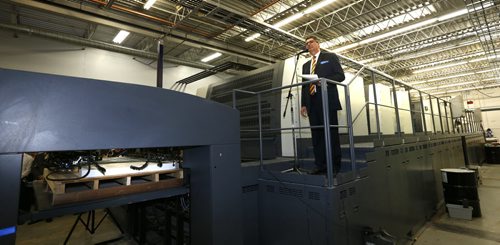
(466, 83, 500, 98)
(130, 160, 149, 170)
(45, 161, 92, 181)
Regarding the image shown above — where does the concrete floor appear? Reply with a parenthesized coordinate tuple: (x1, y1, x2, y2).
(16, 164, 500, 245)
(16, 211, 134, 245)
(413, 164, 500, 245)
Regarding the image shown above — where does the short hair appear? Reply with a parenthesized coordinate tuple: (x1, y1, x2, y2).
(305, 35, 320, 43)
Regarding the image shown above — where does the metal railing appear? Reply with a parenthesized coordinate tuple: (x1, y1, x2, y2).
(233, 78, 354, 187)
(231, 60, 482, 187)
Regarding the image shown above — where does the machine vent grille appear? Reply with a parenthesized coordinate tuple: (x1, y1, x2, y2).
(279, 186, 303, 198)
(207, 64, 284, 160)
(308, 191, 320, 201)
(242, 185, 258, 193)
(266, 185, 275, 193)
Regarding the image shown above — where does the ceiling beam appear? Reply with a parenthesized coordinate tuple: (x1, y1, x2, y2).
(9, 0, 277, 65)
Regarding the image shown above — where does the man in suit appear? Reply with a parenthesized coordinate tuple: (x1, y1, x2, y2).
(300, 36, 345, 175)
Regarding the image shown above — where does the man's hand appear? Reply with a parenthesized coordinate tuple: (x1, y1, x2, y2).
(300, 106, 308, 118)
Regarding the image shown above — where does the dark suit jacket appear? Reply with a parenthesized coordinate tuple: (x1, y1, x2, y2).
(301, 51, 345, 111)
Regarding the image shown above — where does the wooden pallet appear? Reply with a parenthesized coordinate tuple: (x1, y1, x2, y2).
(43, 163, 183, 206)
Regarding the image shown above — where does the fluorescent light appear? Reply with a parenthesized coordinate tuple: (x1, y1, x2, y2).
(393, 40, 480, 60)
(432, 82, 500, 95)
(112, 30, 130, 44)
(412, 51, 482, 68)
(329, 7, 473, 53)
(470, 54, 498, 62)
(409, 81, 429, 85)
(325, 4, 436, 49)
(437, 9, 468, 21)
(476, 68, 498, 74)
(413, 61, 467, 74)
(482, 77, 500, 82)
(246, 0, 338, 42)
(411, 52, 494, 74)
(421, 81, 477, 91)
(410, 72, 476, 84)
(469, 56, 489, 63)
(245, 33, 261, 42)
(273, 13, 304, 28)
(363, 19, 438, 45)
(201, 52, 222, 62)
(332, 43, 359, 53)
(143, 0, 157, 10)
(360, 57, 376, 64)
(304, 0, 336, 14)
(427, 72, 474, 82)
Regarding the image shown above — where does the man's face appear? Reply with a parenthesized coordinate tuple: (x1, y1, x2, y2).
(305, 38, 320, 55)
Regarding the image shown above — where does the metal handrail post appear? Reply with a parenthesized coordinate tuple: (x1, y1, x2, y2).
(437, 98, 444, 133)
(232, 90, 237, 109)
(444, 101, 450, 133)
(428, 94, 436, 134)
(257, 93, 264, 169)
(346, 66, 366, 85)
(391, 79, 402, 137)
(371, 71, 381, 139)
(345, 83, 357, 179)
(320, 78, 334, 187)
(419, 91, 427, 134)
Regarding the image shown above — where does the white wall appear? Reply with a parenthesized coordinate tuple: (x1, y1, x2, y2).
(338, 73, 368, 135)
(396, 90, 413, 134)
(0, 30, 227, 96)
(461, 89, 500, 135)
(421, 98, 435, 133)
(369, 83, 396, 134)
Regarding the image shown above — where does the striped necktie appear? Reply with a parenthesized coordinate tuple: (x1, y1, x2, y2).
(309, 56, 317, 95)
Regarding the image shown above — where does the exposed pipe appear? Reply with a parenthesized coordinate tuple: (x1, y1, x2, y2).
(157, 40, 164, 88)
(209, 0, 281, 38)
(9, 0, 277, 64)
(86, 0, 211, 37)
(0, 23, 214, 70)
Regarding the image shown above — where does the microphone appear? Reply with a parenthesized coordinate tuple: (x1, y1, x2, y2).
(297, 49, 308, 55)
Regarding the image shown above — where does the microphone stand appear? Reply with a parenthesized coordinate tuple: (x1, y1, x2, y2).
(282, 53, 303, 174)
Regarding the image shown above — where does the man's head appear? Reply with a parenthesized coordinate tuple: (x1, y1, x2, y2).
(305, 36, 320, 56)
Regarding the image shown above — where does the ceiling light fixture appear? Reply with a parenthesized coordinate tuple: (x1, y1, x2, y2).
(410, 52, 491, 73)
(326, 4, 436, 48)
(201, 52, 222, 62)
(413, 61, 467, 74)
(143, 0, 157, 10)
(112, 30, 130, 44)
(245, 33, 261, 42)
(332, 2, 494, 53)
(420, 81, 477, 91)
(426, 72, 475, 82)
(273, 13, 304, 28)
(246, 0, 338, 41)
(433, 82, 499, 95)
(476, 68, 498, 74)
(304, 0, 336, 14)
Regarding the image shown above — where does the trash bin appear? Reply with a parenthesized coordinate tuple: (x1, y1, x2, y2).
(441, 168, 481, 217)
(446, 203, 473, 220)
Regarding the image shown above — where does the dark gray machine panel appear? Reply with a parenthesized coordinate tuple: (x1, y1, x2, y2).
(0, 68, 239, 153)
(0, 68, 243, 245)
(207, 63, 285, 159)
(257, 136, 467, 244)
